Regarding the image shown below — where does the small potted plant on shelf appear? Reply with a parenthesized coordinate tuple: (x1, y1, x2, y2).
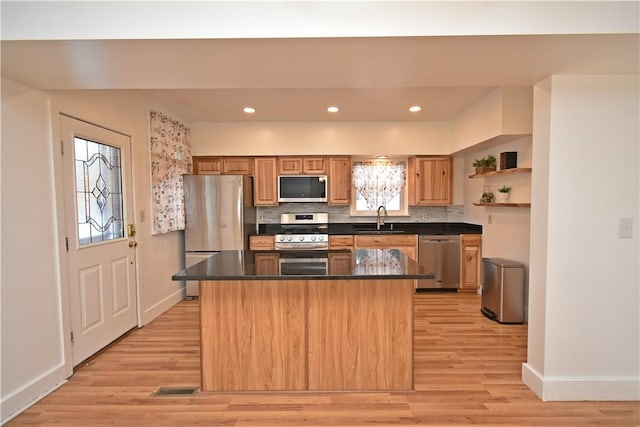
(472, 155, 497, 175)
(496, 185, 512, 203)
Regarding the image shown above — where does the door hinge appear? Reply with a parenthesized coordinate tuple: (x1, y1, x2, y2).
(65, 237, 69, 251)
(60, 140, 64, 156)
(70, 331, 74, 345)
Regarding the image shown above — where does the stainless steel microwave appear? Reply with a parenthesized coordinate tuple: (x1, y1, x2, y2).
(278, 175, 328, 202)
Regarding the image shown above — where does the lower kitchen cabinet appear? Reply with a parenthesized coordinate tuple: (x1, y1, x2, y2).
(329, 235, 354, 250)
(254, 253, 280, 275)
(460, 234, 482, 292)
(249, 235, 275, 250)
(328, 252, 352, 275)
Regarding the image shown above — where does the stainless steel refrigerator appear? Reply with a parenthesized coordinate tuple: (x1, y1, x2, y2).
(183, 174, 256, 297)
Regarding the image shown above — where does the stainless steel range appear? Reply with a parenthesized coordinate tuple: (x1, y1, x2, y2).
(274, 212, 329, 251)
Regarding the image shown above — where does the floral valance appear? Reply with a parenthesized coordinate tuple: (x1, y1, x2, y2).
(150, 111, 192, 234)
(352, 160, 406, 210)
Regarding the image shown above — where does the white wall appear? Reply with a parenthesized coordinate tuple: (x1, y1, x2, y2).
(1, 78, 67, 420)
(451, 87, 533, 154)
(523, 75, 639, 400)
(525, 78, 552, 380)
(462, 137, 532, 317)
(0, 81, 187, 421)
(191, 121, 452, 156)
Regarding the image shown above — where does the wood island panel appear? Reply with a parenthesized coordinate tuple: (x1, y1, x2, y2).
(199, 280, 306, 391)
(307, 279, 414, 391)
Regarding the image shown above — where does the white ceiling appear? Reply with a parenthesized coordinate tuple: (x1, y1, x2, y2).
(1, 34, 638, 122)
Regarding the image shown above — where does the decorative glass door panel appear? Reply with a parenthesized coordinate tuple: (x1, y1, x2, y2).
(74, 137, 125, 245)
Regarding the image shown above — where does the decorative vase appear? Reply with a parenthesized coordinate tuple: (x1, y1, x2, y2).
(497, 192, 510, 203)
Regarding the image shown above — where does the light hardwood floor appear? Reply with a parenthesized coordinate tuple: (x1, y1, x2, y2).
(7, 293, 639, 426)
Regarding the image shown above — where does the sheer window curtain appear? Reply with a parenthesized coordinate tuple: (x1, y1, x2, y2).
(352, 160, 406, 210)
(149, 111, 192, 234)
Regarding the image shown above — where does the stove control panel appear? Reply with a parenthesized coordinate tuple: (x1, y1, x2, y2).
(276, 234, 327, 243)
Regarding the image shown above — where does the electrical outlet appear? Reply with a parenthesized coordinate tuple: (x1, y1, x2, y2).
(488, 214, 493, 224)
(140, 209, 146, 222)
(618, 218, 633, 239)
(422, 212, 428, 220)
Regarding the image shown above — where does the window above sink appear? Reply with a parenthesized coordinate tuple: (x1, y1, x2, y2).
(350, 157, 409, 218)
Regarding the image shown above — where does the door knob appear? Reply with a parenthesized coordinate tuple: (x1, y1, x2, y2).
(129, 241, 138, 247)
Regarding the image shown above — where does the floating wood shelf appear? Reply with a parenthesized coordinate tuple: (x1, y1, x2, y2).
(468, 167, 532, 179)
(473, 202, 531, 208)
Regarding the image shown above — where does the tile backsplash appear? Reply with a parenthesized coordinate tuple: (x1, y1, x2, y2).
(257, 203, 464, 224)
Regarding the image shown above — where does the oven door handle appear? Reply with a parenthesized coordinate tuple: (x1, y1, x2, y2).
(279, 258, 329, 264)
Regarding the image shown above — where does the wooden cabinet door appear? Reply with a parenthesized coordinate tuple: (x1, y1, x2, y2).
(223, 157, 253, 175)
(328, 156, 351, 205)
(303, 157, 326, 174)
(253, 157, 278, 206)
(277, 157, 303, 175)
(254, 253, 280, 275)
(328, 253, 352, 275)
(329, 235, 354, 250)
(249, 235, 275, 250)
(408, 157, 452, 205)
(460, 234, 482, 292)
(193, 157, 222, 175)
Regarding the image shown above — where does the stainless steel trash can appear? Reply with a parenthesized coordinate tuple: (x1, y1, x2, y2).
(481, 258, 524, 324)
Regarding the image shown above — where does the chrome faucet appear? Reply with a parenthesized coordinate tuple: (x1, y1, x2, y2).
(376, 205, 388, 230)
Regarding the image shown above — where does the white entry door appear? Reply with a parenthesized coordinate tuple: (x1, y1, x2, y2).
(60, 115, 138, 366)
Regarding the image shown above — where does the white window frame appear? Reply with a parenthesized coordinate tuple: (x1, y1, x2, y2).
(349, 158, 410, 217)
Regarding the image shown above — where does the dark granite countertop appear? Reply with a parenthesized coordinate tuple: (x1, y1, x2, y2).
(172, 249, 434, 281)
(256, 222, 481, 236)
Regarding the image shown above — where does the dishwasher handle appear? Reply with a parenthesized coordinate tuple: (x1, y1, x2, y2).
(419, 235, 460, 243)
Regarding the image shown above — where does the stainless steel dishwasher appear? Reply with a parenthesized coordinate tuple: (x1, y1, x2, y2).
(417, 235, 460, 290)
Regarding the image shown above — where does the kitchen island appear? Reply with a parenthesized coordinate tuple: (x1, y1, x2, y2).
(172, 249, 433, 393)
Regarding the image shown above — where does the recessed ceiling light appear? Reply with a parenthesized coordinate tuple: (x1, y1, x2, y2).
(243, 107, 256, 114)
(409, 105, 422, 113)
(327, 106, 340, 113)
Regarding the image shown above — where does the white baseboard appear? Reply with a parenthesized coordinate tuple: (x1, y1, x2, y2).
(140, 287, 184, 326)
(1, 364, 67, 424)
(522, 363, 640, 401)
(522, 362, 544, 398)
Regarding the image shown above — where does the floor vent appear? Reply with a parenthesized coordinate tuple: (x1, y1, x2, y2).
(153, 387, 198, 397)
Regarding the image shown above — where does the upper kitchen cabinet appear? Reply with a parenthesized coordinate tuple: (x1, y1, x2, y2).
(408, 156, 453, 205)
(253, 157, 278, 206)
(277, 157, 303, 175)
(193, 157, 222, 175)
(327, 156, 351, 205)
(277, 156, 327, 175)
(222, 157, 253, 175)
(192, 156, 253, 175)
(302, 157, 327, 174)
